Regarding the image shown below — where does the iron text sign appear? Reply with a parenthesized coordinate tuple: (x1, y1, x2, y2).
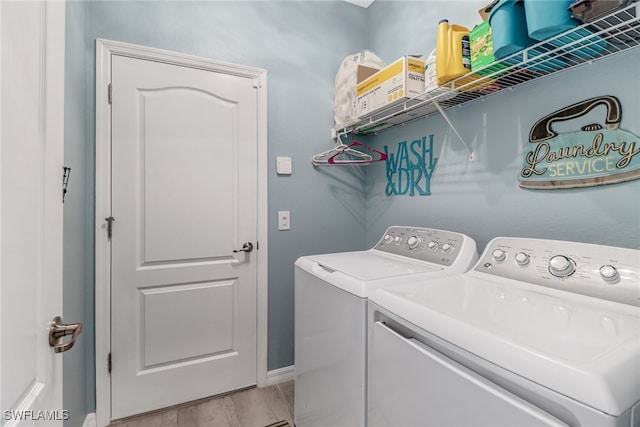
(519, 95, 640, 189)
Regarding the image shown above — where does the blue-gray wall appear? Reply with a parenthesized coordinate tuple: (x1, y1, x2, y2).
(62, 1, 640, 424)
(64, 2, 92, 426)
(86, 0, 370, 372)
(63, 1, 369, 422)
(364, 1, 640, 250)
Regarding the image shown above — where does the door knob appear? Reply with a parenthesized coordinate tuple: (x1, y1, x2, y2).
(49, 316, 83, 353)
(233, 242, 254, 253)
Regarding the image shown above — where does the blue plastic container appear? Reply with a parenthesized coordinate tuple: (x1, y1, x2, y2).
(523, 0, 607, 58)
(490, 0, 566, 71)
(489, 0, 536, 59)
(548, 28, 608, 59)
(523, 0, 579, 40)
(503, 47, 567, 73)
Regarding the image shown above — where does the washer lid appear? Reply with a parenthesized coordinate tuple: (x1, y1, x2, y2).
(298, 251, 441, 298)
(369, 275, 640, 416)
(307, 251, 440, 281)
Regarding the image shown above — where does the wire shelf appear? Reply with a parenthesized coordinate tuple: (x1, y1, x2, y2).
(348, 2, 640, 135)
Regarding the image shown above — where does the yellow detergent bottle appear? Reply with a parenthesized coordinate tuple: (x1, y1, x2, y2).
(436, 19, 472, 86)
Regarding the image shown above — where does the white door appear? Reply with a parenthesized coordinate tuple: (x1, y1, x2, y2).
(109, 54, 259, 419)
(0, 1, 66, 425)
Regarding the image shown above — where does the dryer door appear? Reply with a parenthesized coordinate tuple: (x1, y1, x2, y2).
(368, 322, 568, 427)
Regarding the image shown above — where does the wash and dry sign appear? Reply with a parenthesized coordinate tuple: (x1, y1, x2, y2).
(385, 135, 438, 196)
(520, 95, 640, 189)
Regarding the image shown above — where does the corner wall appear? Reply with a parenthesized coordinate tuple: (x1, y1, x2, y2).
(63, 3, 370, 418)
(63, 1, 92, 426)
(365, 2, 640, 251)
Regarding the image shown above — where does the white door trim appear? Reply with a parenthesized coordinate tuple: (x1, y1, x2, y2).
(94, 38, 268, 427)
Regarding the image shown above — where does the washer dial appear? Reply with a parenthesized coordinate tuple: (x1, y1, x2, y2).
(548, 255, 576, 277)
(492, 249, 507, 262)
(441, 243, 454, 254)
(407, 236, 421, 249)
(599, 265, 620, 282)
(427, 241, 439, 251)
(514, 252, 530, 266)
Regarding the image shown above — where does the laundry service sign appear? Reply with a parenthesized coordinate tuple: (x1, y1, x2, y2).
(519, 95, 640, 189)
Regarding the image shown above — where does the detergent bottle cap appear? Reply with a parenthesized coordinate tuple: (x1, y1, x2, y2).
(439, 19, 449, 24)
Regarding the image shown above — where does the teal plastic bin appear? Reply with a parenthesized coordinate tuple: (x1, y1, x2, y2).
(490, 0, 566, 71)
(524, 0, 580, 40)
(489, 0, 536, 59)
(523, 0, 607, 58)
(502, 47, 566, 73)
(549, 28, 607, 59)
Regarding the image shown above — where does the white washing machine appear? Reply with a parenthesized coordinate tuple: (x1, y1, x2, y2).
(368, 237, 640, 427)
(294, 226, 478, 427)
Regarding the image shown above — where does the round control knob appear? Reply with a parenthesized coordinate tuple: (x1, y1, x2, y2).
(599, 265, 619, 283)
(548, 255, 576, 277)
(514, 252, 530, 266)
(427, 241, 439, 251)
(441, 243, 454, 254)
(393, 236, 402, 245)
(383, 234, 393, 243)
(492, 249, 507, 262)
(407, 236, 421, 249)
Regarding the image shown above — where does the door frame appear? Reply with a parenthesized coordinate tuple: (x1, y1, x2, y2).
(94, 38, 268, 427)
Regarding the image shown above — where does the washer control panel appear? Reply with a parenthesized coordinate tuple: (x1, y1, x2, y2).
(374, 226, 472, 266)
(475, 237, 640, 306)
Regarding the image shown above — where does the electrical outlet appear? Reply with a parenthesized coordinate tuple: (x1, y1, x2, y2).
(278, 210, 290, 230)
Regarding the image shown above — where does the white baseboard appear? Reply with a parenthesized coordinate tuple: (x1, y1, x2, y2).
(82, 413, 96, 427)
(266, 365, 295, 386)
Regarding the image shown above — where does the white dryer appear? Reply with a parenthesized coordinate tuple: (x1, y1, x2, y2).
(368, 237, 640, 427)
(294, 226, 477, 427)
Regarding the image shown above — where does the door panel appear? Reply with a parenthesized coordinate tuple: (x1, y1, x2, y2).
(110, 55, 258, 419)
(140, 280, 236, 367)
(142, 87, 235, 263)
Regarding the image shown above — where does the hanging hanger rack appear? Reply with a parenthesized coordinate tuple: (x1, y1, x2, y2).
(312, 130, 387, 166)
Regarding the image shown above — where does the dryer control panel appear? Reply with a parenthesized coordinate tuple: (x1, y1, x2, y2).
(475, 237, 640, 306)
(373, 226, 476, 268)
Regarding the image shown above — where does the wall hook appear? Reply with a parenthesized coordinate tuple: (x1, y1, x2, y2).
(63, 166, 71, 202)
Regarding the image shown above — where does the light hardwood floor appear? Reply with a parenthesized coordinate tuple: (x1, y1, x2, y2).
(108, 381, 294, 427)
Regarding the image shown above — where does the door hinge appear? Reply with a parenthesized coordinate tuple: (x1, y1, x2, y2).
(108, 353, 112, 374)
(252, 78, 261, 89)
(108, 83, 112, 104)
(105, 216, 115, 240)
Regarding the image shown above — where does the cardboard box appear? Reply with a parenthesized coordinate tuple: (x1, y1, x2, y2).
(478, 0, 499, 20)
(357, 65, 379, 83)
(344, 65, 382, 126)
(355, 56, 425, 119)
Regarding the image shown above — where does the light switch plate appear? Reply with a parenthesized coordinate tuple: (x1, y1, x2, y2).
(276, 157, 292, 175)
(278, 210, 290, 230)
